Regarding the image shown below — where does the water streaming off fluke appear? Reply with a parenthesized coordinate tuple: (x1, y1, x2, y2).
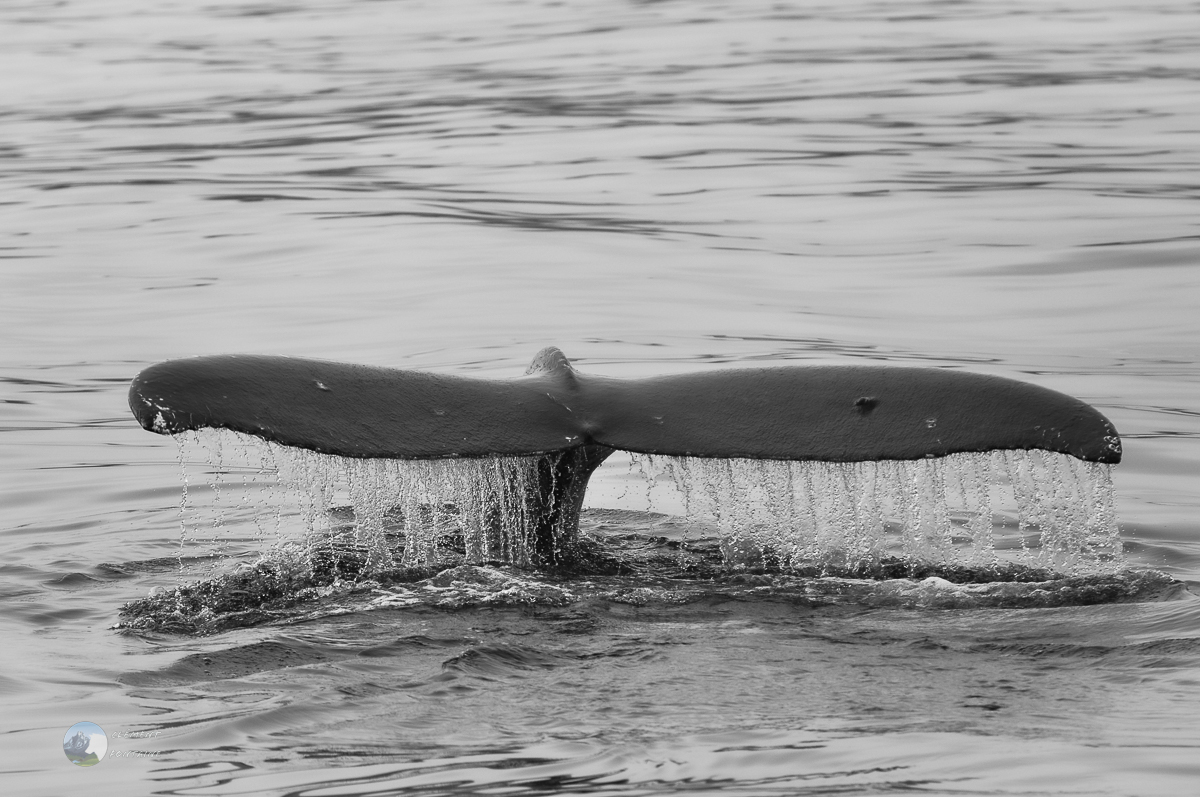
(112, 428, 1171, 636)
(173, 429, 1123, 577)
(632, 450, 1123, 575)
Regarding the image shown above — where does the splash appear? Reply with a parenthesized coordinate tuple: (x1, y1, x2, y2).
(172, 430, 1123, 577)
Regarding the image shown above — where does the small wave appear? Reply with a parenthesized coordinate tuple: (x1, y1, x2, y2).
(122, 638, 343, 686)
(443, 643, 572, 677)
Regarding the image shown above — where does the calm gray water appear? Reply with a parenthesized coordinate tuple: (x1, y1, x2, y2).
(3, 0, 1200, 794)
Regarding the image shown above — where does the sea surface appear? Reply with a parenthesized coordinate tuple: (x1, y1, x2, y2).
(3, 1, 1200, 794)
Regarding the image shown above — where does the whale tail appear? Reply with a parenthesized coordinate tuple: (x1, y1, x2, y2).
(129, 347, 1120, 565)
(129, 346, 1120, 463)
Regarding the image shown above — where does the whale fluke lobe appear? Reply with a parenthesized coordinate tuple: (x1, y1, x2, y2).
(129, 347, 1121, 566)
(128, 353, 585, 459)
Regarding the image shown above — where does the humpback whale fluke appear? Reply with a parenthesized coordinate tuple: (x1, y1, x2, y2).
(129, 347, 1120, 565)
(129, 346, 1121, 463)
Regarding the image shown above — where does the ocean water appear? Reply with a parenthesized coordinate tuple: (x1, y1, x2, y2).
(3, 0, 1200, 794)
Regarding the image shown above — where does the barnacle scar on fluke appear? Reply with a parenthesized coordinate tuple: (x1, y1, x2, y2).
(128, 346, 1122, 568)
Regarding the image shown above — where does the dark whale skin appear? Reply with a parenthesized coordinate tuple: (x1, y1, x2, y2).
(129, 346, 1120, 464)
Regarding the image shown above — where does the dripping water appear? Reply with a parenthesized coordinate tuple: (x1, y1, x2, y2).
(174, 430, 563, 573)
(634, 450, 1124, 576)
(172, 429, 1123, 578)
